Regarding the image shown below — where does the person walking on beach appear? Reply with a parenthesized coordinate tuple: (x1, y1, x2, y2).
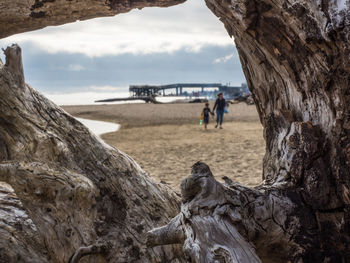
(201, 102, 213, 130)
(213, 93, 226, 129)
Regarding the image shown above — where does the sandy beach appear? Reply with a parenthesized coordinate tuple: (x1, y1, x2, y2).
(63, 103, 265, 191)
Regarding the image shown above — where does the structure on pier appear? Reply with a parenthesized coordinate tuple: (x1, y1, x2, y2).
(129, 83, 245, 98)
(95, 83, 248, 103)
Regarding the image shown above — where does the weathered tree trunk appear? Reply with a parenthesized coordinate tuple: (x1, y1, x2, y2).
(0, 44, 185, 262)
(0, 0, 185, 39)
(1, 0, 350, 262)
(147, 1, 350, 262)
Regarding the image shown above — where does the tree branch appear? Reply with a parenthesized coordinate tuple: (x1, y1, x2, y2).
(147, 162, 306, 262)
(69, 242, 110, 263)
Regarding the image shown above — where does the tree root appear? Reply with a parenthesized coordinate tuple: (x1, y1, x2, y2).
(146, 161, 303, 262)
(146, 213, 185, 247)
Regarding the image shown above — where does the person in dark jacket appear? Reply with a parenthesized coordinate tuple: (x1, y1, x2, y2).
(213, 93, 226, 129)
(202, 102, 213, 129)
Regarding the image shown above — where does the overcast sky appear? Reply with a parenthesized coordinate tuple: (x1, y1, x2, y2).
(0, 0, 246, 94)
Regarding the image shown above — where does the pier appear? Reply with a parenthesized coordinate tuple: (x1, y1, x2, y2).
(95, 83, 247, 103)
(129, 83, 244, 98)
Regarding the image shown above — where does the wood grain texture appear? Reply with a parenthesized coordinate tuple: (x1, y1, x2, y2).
(0, 0, 350, 262)
(0, 0, 185, 38)
(0, 45, 184, 262)
(149, 1, 350, 262)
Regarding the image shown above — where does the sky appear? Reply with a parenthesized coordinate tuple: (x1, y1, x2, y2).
(0, 0, 246, 94)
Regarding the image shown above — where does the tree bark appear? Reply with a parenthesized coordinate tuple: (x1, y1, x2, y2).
(147, 161, 310, 262)
(0, 0, 185, 39)
(148, 0, 350, 262)
(0, 44, 185, 262)
(1, 0, 350, 262)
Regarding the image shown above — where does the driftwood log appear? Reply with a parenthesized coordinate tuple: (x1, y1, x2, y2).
(147, 0, 350, 262)
(0, 0, 185, 39)
(0, 44, 184, 262)
(0, 0, 350, 262)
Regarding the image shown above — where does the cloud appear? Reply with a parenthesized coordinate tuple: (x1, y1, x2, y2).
(0, 0, 234, 57)
(68, 64, 85, 71)
(213, 53, 235, 64)
(14, 43, 246, 93)
(90, 85, 124, 91)
(0, 0, 246, 94)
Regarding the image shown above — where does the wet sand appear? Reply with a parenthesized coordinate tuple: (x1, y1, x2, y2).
(63, 103, 265, 191)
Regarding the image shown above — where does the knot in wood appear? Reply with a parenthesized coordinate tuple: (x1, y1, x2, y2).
(180, 162, 214, 203)
(190, 161, 213, 177)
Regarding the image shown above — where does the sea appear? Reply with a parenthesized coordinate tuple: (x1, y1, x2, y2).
(44, 91, 191, 106)
(44, 91, 197, 136)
